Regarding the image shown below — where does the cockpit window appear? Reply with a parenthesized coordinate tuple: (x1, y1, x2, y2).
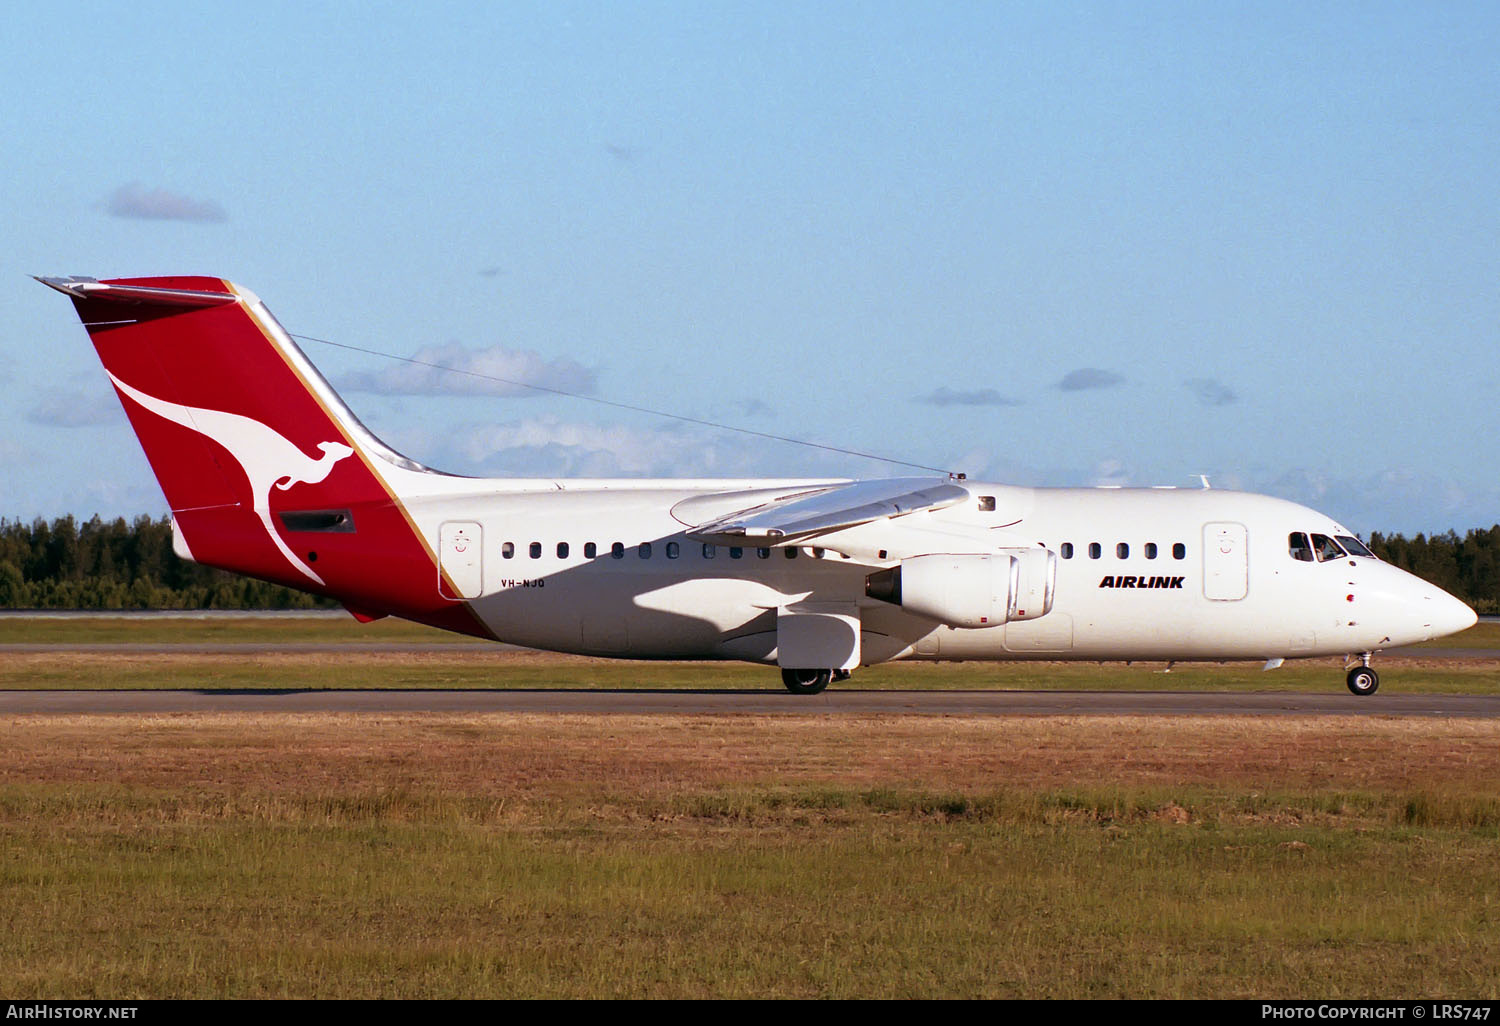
(1310, 533, 1346, 562)
(1336, 535, 1375, 559)
(1288, 532, 1314, 562)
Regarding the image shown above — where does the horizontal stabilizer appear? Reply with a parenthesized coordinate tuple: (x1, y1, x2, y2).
(685, 477, 968, 543)
(34, 276, 239, 310)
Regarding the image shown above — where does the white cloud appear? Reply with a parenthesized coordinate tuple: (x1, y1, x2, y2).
(1090, 458, 1132, 487)
(340, 343, 596, 398)
(390, 413, 885, 482)
(106, 183, 226, 223)
(447, 417, 780, 478)
(459, 419, 685, 475)
(1056, 368, 1125, 392)
(26, 389, 122, 428)
(1185, 377, 1238, 406)
(64, 480, 165, 518)
(920, 387, 1021, 407)
(1259, 466, 1496, 535)
(927, 450, 1497, 534)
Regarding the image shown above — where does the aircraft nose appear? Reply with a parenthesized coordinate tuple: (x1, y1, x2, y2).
(1425, 588, 1478, 640)
(1369, 567, 1478, 647)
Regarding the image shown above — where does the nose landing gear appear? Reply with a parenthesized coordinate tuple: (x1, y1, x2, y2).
(1345, 653, 1379, 696)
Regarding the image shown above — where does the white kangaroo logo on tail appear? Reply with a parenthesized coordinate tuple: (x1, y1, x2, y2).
(107, 371, 354, 585)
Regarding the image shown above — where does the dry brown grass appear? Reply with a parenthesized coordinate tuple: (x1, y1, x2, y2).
(6, 711, 1500, 997)
(6, 623, 1500, 997)
(5, 712, 1499, 798)
(7, 647, 1499, 697)
(1, 648, 601, 669)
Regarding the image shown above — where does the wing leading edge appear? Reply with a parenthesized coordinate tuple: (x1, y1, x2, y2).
(684, 477, 969, 543)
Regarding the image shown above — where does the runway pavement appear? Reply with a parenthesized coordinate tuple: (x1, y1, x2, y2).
(3, 687, 1499, 717)
(2, 642, 1497, 657)
(0, 642, 500, 654)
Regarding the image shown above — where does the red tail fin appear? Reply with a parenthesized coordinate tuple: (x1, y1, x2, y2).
(39, 276, 489, 636)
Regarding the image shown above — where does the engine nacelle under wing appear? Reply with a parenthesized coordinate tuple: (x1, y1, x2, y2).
(1000, 547, 1057, 621)
(866, 553, 1017, 629)
(865, 548, 1057, 629)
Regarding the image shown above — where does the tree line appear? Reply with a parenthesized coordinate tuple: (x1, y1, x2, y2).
(0, 515, 333, 610)
(1366, 527, 1500, 615)
(1, 514, 1498, 613)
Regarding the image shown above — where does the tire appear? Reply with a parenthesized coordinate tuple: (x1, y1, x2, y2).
(1346, 666, 1380, 696)
(781, 668, 832, 695)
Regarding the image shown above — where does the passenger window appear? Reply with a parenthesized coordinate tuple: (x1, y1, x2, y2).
(666, 542, 679, 559)
(702, 544, 716, 559)
(977, 496, 996, 512)
(584, 542, 597, 558)
(1311, 533, 1345, 562)
(757, 547, 770, 559)
(1116, 543, 1129, 559)
(1145, 543, 1157, 559)
(611, 542, 625, 559)
(1060, 543, 1073, 559)
(812, 547, 825, 558)
(529, 542, 541, 559)
(557, 542, 569, 559)
(1288, 532, 1314, 562)
(784, 548, 797, 559)
(1173, 543, 1186, 560)
(729, 547, 743, 559)
(502, 542, 514, 559)
(1088, 543, 1101, 559)
(639, 542, 652, 559)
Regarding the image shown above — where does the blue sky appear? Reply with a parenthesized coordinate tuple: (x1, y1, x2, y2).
(4, 2, 1497, 534)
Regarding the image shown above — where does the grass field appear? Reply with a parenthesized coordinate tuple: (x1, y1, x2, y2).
(2, 713, 1499, 998)
(4, 650, 1500, 693)
(2, 615, 1498, 694)
(0, 613, 469, 646)
(3, 616, 1499, 997)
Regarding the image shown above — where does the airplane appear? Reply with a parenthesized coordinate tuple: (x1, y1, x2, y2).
(37, 274, 1478, 696)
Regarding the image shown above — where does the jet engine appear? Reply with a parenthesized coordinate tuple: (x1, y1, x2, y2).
(865, 553, 1014, 629)
(1006, 547, 1057, 621)
(865, 549, 1056, 629)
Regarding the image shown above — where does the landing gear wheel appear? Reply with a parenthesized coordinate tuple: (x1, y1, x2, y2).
(781, 668, 832, 695)
(1346, 666, 1380, 696)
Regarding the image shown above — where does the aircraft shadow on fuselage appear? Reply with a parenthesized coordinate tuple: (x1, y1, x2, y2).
(445, 523, 901, 666)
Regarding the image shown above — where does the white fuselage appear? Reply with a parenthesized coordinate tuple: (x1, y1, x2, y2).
(46, 274, 1474, 685)
(389, 474, 1475, 666)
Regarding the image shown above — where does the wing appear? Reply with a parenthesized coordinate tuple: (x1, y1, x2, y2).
(682, 477, 969, 543)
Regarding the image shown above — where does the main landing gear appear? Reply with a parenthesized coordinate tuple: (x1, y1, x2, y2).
(780, 668, 851, 695)
(1345, 653, 1379, 696)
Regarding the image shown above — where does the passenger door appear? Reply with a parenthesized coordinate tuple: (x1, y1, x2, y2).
(439, 521, 484, 599)
(1202, 522, 1248, 601)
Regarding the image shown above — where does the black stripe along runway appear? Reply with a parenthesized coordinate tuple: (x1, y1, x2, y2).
(3, 688, 1499, 717)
